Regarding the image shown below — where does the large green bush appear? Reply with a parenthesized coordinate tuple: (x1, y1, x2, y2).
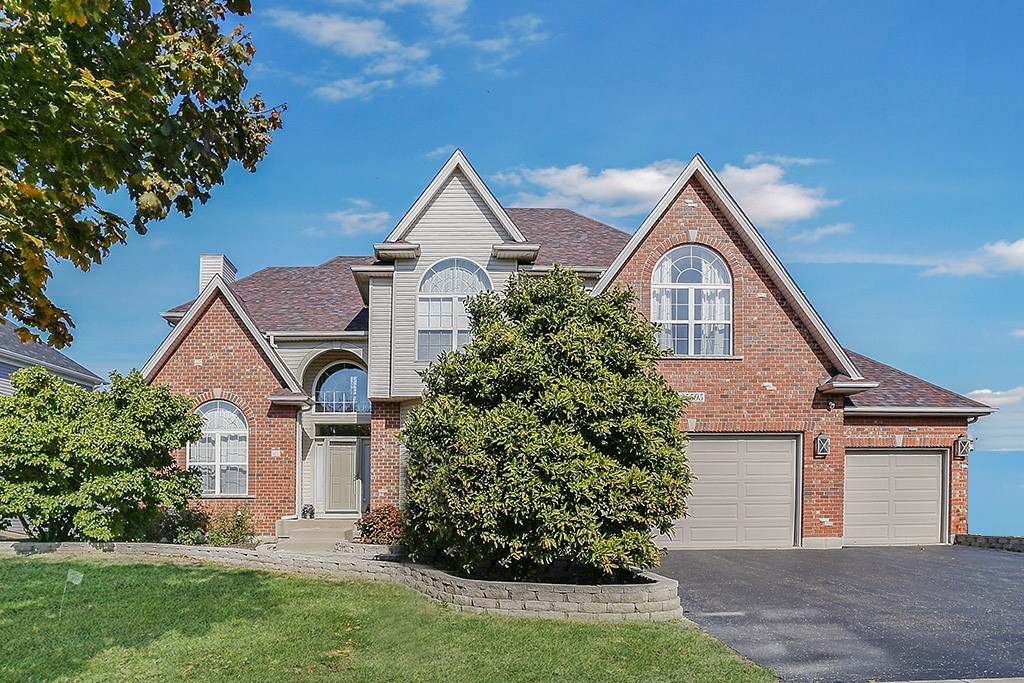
(0, 367, 202, 541)
(401, 267, 691, 580)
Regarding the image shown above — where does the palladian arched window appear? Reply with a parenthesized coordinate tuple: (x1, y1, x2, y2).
(188, 400, 248, 496)
(651, 244, 733, 356)
(417, 258, 491, 361)
(315, 362, 370, 413)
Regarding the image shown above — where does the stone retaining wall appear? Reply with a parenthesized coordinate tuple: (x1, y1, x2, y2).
(0, 542, 683, 623)
(954, 534, 1024, 553)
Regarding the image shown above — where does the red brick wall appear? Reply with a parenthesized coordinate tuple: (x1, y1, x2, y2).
(149, 293, 299, 534)
(844, 415, 969, 535)
(608, 177, 848, 540)
(370, 401, 402, 507)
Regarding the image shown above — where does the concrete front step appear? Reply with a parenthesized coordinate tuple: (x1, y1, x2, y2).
(275, 517, 358, 554)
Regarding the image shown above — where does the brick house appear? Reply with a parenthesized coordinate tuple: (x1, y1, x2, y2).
(142, 151, 993, 549)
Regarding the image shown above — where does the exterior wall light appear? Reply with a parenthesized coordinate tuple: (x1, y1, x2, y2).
(814, 432, 831, 458)
(955, 434, 973, 458)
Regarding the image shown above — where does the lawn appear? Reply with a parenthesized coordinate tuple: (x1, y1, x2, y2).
(0, 555, 775, 683)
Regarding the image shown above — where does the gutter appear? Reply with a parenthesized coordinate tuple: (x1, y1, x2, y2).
(845, 405, 997, 418)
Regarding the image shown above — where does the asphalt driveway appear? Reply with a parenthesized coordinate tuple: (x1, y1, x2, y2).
(659, 545, 1024, 682)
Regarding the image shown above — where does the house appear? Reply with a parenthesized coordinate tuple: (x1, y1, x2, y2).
(141, 151, 994, 549)
(0, 320, 103, 395)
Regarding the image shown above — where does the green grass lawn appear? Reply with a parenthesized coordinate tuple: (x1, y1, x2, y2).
(0, 555, 775, 683)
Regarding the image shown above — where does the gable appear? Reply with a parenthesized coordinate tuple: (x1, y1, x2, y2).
(597, 155, 862, 380)
(404, 170, 515, 245)
(143, 277, 303, 396)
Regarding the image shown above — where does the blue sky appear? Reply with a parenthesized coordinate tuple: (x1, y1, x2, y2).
(47, 1, 1023, 532)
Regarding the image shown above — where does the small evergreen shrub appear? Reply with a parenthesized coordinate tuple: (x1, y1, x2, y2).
(401, 268, 692, 581)
(206, 506, 255, 546)
(356, 505, 405, 545)
(147, 504, 209, 545)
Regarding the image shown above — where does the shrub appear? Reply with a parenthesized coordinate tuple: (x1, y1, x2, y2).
(0, 368, 203, 542)
(146, 504, 209, 545)
(401, 268, 691, 580)
(206, 506, 255, 547)
(356, 505, 405, 545)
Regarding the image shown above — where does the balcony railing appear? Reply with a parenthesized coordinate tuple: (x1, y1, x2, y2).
(315, 391, 371, 414)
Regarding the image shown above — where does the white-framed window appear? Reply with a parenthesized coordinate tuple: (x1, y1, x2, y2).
(314, 362, 370, 413)
(651, 244, 733, 356)
(417, 257, 491, 361)
(187, 400, 249, 496)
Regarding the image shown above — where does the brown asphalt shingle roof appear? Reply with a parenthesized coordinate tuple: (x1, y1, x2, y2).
(846, 350, 991, 411)
(505, 208, 631, 268)
(169, 256, 375, 332)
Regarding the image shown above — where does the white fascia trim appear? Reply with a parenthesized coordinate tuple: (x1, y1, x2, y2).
(374, 243, 421, 260)
(141, 274, 304, 395)
(845, 406, 997, 417)
(384, 149, 526, 244)
(352, 264, 395, 303)
(519, 264, 607, 276)
(491, 243, 540, 261)
(267, 331, 369, 340)
(0, 349, 103, 386)
(592, 154, 863, 381)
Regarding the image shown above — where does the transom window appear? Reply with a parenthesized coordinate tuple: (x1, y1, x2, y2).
(315, 362, 370, 413)
(651, 244, 733, 356)
(417, 258, 491, 361)
(187, 400, 248, 496)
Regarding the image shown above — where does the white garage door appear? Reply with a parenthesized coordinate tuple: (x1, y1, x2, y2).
(845, 450, 944, 546)
(658, 436, 798, 549)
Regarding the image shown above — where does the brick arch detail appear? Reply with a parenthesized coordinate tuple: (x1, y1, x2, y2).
(191, 390, 255, 422)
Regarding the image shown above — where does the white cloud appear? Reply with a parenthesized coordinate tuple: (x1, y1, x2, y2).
(1012, 329, 1024, 338)
(784, 251, 945, 267)
(718, 163, 840, 229)
(267, 4, 545, 101)
(303, 200, 392, 237)
(424, 144, 456, 159)
(789, 223, 853, 243)
(926, 237, 1024, 276)
(967, 387, 1024, 407)
(744, 153, 825, 166)
(494, 157, 842, 229)
(495, 160, 688, 223)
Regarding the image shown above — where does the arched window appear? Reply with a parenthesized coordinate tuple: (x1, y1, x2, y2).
(651, 244, 733, 356)
(315, 362, 370, 413)
(417, 257, 491, 361)
(188, 400, 248, 496)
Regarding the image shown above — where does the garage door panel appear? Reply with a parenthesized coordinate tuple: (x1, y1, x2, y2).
(845, 451, 943, 546)
(658, 436, 797, 549)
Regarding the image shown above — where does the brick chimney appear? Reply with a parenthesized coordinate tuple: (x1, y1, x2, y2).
(199, 254, 237, 292)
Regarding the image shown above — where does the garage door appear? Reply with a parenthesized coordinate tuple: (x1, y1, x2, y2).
(845, 450, 944, 546)
(657, 436, 798, 549)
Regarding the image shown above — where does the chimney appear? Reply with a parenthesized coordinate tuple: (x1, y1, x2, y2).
(199, 254, 237, 292)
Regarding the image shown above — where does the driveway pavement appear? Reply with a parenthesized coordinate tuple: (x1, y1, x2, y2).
(658, 545, 1024, 682)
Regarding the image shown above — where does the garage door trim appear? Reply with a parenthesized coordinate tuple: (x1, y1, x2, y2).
(844, 448, 949, 545)
(665, 432, 803, 550)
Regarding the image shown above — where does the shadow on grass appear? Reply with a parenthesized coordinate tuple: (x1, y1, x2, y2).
(0, 558, 284, 683)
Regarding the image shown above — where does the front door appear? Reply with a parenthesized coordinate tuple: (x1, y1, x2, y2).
(327, 440, 360, 513)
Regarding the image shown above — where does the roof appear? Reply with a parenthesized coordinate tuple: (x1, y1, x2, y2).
(169, 256, 375, 332)
(845, 350, 993, 414)
(505, 208, 631, 269)
(593, 154, 864, 381)
(0, 320, 102, 385)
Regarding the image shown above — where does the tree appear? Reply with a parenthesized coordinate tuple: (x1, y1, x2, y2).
(401, 267, 692, 580)
(0, 367, 203, 541)
(0, 0, 282, 346)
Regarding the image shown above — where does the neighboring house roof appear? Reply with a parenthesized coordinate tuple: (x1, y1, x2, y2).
(593, 154, 864, 381)
(145, 275, 305, 399)
(168, 256, 375, 333)
(505, 208, 631, 269)
(844, 350, 994, 416)
(0, 319, 103, 386)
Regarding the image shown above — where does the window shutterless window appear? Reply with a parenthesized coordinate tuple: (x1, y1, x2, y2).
(416, 258, 490, 362)
(187, 400, 248, 496)
(651, 244, 733, 356)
